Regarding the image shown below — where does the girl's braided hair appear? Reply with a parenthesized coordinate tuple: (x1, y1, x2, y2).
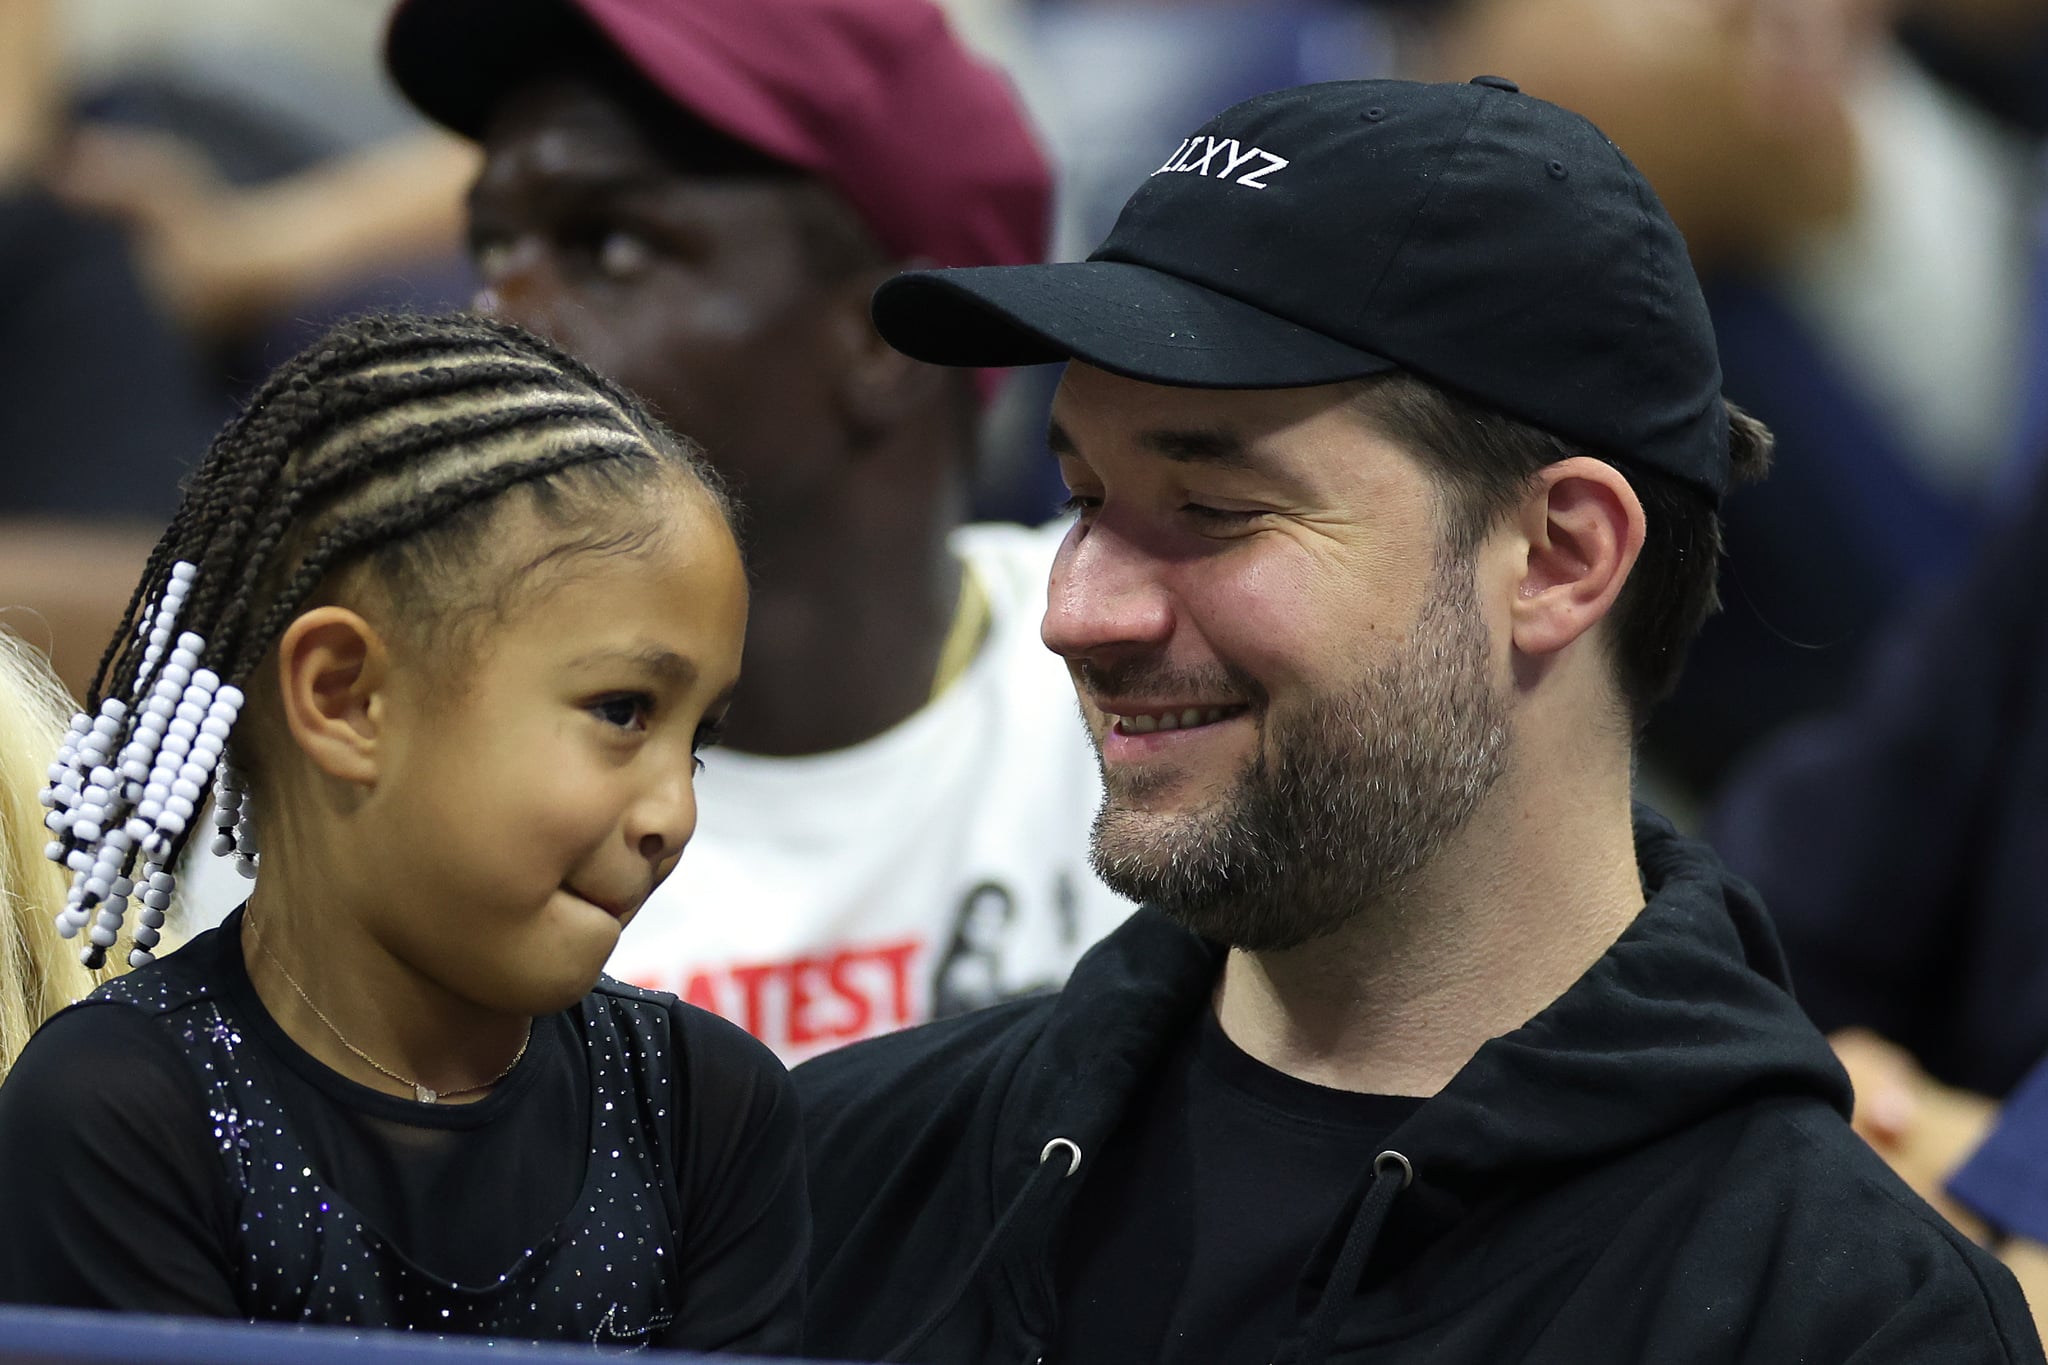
(43, 311, 730, 969)
(92, 310, 726, 710)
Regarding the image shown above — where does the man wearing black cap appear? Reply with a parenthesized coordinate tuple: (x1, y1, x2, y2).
(793, 78, 2044, 1365)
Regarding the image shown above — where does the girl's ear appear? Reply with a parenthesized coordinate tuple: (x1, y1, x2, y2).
(273, 607, 390, 786)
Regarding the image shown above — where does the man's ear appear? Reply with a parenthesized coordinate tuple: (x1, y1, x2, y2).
(830, 262, 951, 446)
(1508, 457, 1645, 659)
(273, 606, 390, 786)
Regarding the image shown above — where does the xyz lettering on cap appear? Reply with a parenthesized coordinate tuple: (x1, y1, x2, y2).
(1152, 135, 1289, 189)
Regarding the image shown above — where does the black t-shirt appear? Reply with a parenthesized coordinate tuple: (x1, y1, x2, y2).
(1053, 1007, 1422, 1365)
(0, 913, 807, 1352)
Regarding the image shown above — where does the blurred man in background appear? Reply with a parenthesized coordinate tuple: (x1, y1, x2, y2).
(383, 0, 1131, 1062)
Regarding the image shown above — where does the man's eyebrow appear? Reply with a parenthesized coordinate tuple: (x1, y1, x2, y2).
(1139, 428, 1254, 468)
(568, 646, 698, 687)
(1045, 419, 1255, 469)
(468, 165, 659, 218)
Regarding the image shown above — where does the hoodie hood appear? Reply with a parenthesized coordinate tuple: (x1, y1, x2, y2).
(798, 806, 2037, 1365)
(989, 807, 1852, 1252)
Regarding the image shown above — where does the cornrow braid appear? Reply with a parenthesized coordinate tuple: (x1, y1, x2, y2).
(41, 311, 726, 971)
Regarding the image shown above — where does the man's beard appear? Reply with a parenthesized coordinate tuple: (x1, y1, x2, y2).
(1084, 557, 1510, 952)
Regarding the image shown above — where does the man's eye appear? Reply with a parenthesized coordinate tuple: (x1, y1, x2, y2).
(590, 695, 651, 732)
(1184, 503, 1260, 527)
(472, 237, 514, 281)
(596, 230, 653, 279)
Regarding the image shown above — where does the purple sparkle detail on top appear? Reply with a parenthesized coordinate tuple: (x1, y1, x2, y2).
(85, 941, 684, 1340)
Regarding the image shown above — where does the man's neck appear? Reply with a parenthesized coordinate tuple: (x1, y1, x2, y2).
(719, 451, 971, 757)
(1213, 761, 1646, 1099)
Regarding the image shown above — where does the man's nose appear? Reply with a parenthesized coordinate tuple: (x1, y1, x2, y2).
(1041, 518, 1175, 664)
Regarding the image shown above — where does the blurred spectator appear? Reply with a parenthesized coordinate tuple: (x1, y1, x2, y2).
(0, 627, 103, 1079)
(1405, 0, 2047, 796)
(4, 0, 481, 700)
(364, 0, 1135, 1064)
(0, 0, 212, 701)
(1836, 1028, 2048, 1338)
(1711, 455, 2048, 1102)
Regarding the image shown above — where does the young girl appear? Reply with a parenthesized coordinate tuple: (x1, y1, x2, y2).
(0, 313, 804, 1351)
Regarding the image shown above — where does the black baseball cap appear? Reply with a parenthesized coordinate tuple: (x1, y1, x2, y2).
(872, 77, 1731, 500)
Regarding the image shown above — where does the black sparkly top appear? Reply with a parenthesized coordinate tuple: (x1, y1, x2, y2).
(0, 909, 807, 1352)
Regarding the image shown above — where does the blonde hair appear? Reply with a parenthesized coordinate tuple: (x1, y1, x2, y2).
(0, 626, 103, 1078)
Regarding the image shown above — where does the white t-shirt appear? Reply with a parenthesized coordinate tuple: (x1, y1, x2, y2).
(604, 520, 1134, 1064)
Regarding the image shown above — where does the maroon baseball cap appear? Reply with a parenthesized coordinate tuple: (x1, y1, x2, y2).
(385, 0, 1051, 272)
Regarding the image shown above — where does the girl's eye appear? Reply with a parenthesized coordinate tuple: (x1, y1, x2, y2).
(1055, 493, 1100, 517)
(692, 717, 726, 773)
(590, 694, 652, 733)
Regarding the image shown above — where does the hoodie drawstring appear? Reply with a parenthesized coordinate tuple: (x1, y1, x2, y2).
(1287, 1149, 1412, 1365)
(883, 1138, 1084, 1364)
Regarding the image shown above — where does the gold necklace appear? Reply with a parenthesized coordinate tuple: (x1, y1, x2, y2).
(929, 562, 991, 701)
(244, 911, 529, 1104)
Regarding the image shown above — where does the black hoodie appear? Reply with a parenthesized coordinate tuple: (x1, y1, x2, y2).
(795, 811, 2043, 1364)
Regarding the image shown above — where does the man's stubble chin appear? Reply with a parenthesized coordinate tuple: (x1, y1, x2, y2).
(1086, 561, 1511, 953)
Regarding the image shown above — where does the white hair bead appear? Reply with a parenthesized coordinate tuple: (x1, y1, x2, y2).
(53, 913, 78, 941)
(199, 717, 232, 742)
(127, 949, 155, 968)
(141, 888, 172, 911)
(160, 664, 190, 690)
(235, 855, 259, 880)
(87, 924, 116, 949)
(124, 817, 151, 842)
(210, 832, 234, 856)
(166, 719, 197, 745)
(111, 875, 133, 897)
(43, 840, 63, 861)
(135, 801, 162, 823)
(192, 736, 224, 762)
(170, 561, 197, 582)
(170, 778, 202, 804)
(105, 828, 133, 854)
(119, 757, 151, 782)
(165, 799, 195, 824)
(216, 685, 244, 713)
(73, 821, 102, 844)
(148, 871, 174, 893)
(43, 810, 68, 834)
(63, 850, 90, 873)
(134, 923, 161, 949)
(142, 695, 176, 721)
